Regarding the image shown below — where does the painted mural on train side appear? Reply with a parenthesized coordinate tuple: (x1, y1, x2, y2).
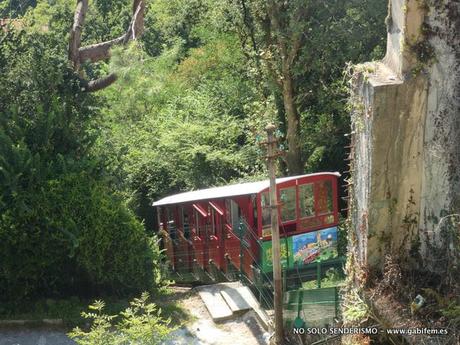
(261, 226, 338, 272)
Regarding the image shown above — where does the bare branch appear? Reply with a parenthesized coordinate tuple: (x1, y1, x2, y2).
(132, 0, 145, 38)
(79, 35, 126, 63)
(84, 73, 118, 92)
(124, 1, 143, 44)
(69, 0, 88, 69)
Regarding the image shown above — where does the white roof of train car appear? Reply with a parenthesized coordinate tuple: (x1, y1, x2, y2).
(152, 172, 340, 207)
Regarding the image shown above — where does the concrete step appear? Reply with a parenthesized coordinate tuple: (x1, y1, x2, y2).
(196, 282, 273, 331)
(220, 286, 252, 313)
(235, 286, 273, 331)
(196, 285, 233, 322)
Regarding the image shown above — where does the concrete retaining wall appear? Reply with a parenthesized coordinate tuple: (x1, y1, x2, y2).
(349, 0, 459, 272)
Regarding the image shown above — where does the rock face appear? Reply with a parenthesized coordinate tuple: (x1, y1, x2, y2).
(349, 0, 459, 273)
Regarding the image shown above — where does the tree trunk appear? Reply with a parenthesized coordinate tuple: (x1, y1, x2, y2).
(132, 0, 145, 38)
(282, 69, 303, 175)
(78, 35, 126, 63)
(266, 1, 304, 175)
(85, 73, 118, 92)
(69, 0, 145, 92)
(69, 0, 88, 70)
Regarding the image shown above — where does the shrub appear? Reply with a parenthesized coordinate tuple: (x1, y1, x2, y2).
(48, 172, 160, 296)
(0, 172, 162, 301)
(68, 292, 174, 345)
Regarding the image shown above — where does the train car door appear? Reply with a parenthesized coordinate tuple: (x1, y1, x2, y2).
(208, 201, 224, 269)
(166, 207, 181, 270)
(176, 206, 193, 272)
(191, 204, 208, 269)
(223, 199, 241, 271)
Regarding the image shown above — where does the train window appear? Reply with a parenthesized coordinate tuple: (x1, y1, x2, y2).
(210, 208, 216, 236)
(166, 207, 177, 240)
(299, 183, 314, 218)
(181, 207, 190, 239)
(316, 180, 333, 214)
(231, 200, 240, 232)
(252, 197, 258, 229)
(261, 192, 270, 227)
(225, 199, 240, 231)
(280, 187, 296, 222)
(225, 199, 231, 225)
(194, 210, 203, 237)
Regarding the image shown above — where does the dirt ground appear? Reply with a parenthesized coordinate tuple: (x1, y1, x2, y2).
(164, 287, 270, 345)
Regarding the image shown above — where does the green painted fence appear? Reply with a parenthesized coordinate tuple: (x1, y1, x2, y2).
(284, 287, 340, 328)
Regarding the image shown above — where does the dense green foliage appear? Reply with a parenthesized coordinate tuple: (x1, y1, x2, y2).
(95, 34, 265, 228)
(0, 29, 162, 301)
(0, 0, 386, 302)
(0, 171, 159, 299)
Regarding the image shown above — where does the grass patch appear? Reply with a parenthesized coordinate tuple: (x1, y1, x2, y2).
(0, 297, 130, 327)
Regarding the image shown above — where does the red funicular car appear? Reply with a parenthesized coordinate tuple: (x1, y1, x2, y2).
(153, 172, 340, 282)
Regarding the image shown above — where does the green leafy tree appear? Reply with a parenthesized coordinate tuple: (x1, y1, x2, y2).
(142, 0, 211, 56)
(229, 0, 386, 174)
(0, 28, 163, 301)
